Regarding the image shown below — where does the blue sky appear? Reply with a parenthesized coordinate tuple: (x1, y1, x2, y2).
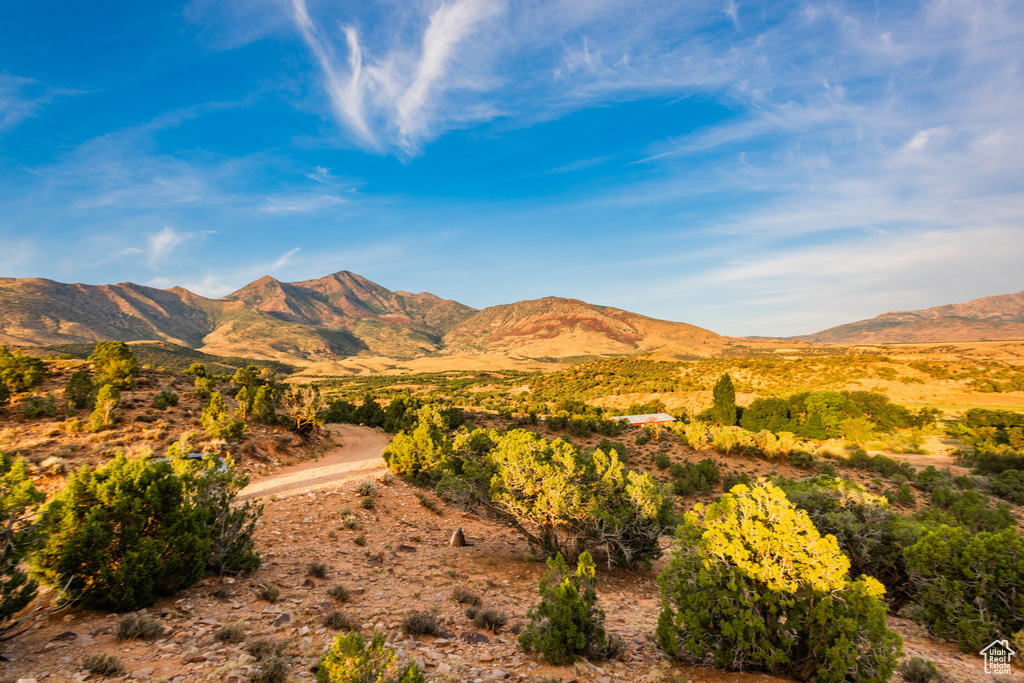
(1, 0, 1022, 336)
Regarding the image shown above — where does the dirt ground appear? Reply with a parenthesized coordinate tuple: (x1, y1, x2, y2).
(3, 423, 1021, 683)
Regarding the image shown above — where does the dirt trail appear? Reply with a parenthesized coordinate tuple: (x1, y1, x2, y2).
(238, 424, 388, 500)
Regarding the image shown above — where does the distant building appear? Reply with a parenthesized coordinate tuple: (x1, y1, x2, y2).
(610, 413, 676, 426)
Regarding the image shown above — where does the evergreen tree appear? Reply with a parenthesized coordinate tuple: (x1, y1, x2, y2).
(518, 551, 613, 664)
(64, 370, 95, 410)
(201, 392, 246, 441)
(711, 373, 737, 426)
(88, 384, 120, 432)
(87, 341, 138, 388)
(1, 453, 45, 636)
(32, 456, 210, 611)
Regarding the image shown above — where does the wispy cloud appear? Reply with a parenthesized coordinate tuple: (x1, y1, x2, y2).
(260, 193, 345, 214)
(291, 0, 503, 154)
(0, 74, 78, 134)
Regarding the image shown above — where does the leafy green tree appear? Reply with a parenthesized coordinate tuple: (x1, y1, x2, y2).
(201, 392, 246, 441)
(64, 371, 94, 411)
(87, 342, 138, 388)
(518, 551, 612, 664)
(32, 455, 211, 611)
(904, 525, 1024, 651)
(88, 384, 120, 432)
(657, 481, 902, 682)
(710, 373, 737, 426)
(1, 453, 46, 637)
(0, 383, 8, 407)
(316, 631, 425, 683)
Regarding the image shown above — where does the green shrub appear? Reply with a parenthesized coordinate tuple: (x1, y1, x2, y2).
(991, 469, 1024, 504)
(721, 471, 750, 492)
(471, 608, 508, 632)
(360, 496, 375, 510)
(355, 480, 377, 497)
(916, 465, 955, 492)
(0, 346, 46, 393)
(518, 551, 611, 664)
(777, 475, 923, 611)
(916, 487, 1015, 533)
(32, 455, 210, 611)
(87, 383, 120, 432)
(0, 453, 45, 636)
(214, 622, 247, 643)
(884, 483, 916, 507)
(22, 392, 58, 418)
(115, 614, 164, 640)
(186, 458, 263, 576)
(258, 585, 280, 603)
(87, 341, 138, 388)
(64, 371, 94, 410)
(653, 452, 670, 469)
(415, 492, 442, 514)
(904, 525, 1024, 651)
(897, 657, 944, 683)
(402, 610, 442, 636)
(452, 586, 480, 606)
(201, 392, 246, 441)
(383, 406, 455, 481)
(246, 637, 288, 660)
(316, 631, 425, 683)
(656, 482, 902, 682)
(153, 388, 179, 409)
(328, 584, 350, 603)
(671, 458, 720, 497)
(254, 655, 289, 683)
(308, 561, 328, 579)
(323, 609, 358, 631)
(596, 438, 628, 463)
(81, 653, 125, 676)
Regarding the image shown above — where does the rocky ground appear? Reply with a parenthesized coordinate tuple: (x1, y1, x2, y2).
(2, 426, 1021, 683)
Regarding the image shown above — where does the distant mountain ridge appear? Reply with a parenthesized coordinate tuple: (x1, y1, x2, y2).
(0, 271, 724, 363)
(796, 290, 1024, 344)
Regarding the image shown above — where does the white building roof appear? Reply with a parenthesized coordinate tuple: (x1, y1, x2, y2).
(609, 413, 676, 425)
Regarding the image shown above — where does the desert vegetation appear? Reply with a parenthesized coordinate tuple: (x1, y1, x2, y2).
(1, 340, 1023, 681)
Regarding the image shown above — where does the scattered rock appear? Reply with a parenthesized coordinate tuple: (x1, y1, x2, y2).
(460, 631, 489, 644)
(49, 631, 77, 642)
(397, 544, 416, 552)
(450, 527, 468, 547)
(273, 613, 291, 627)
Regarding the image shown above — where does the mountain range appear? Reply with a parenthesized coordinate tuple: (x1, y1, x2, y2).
(0, 272, 1020, 364)
(794, 289, 1024, 344)
(0, 271, 725, 363)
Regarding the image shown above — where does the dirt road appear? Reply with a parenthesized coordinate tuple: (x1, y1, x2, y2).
(238, 424, 389, 500)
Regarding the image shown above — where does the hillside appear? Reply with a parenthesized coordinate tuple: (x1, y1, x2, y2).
(0, 273, 726, 365)
(797, 289, 1024, 344)
(444, 297, 724, 359)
